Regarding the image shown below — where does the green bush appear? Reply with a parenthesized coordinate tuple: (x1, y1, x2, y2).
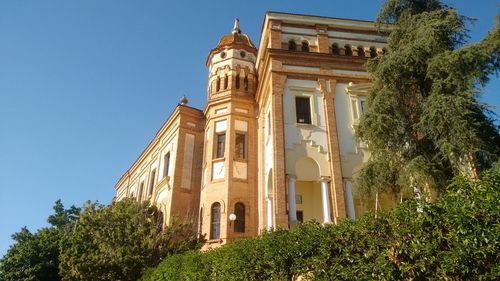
(141, 171, 500, 280)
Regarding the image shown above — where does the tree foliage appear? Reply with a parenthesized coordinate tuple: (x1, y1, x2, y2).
(141, 170, 500, 280)
(355, 0, 500, 198)
(59, 198, 201, 281)
(0, 200, 80, 281)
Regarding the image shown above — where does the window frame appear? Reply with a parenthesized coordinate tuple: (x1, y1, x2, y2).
(295, 96, 312, 125)
(234, 202, 245, 233)
(210, 202, 221, 239)
(349, 96, 367, 122)
(162, 152, 170, 179)
(234, 132, 247, 161)
(147, 168, 157, 197)
(301, 41, 309, 52)
(214, 132, 226, 159)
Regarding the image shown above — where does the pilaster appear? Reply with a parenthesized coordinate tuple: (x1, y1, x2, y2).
(316, 25, 330, 53)
(318, 78, 347, 221)
(271, 72, 288, 228)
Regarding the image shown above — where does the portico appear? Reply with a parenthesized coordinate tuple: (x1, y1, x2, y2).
(286, 173, 332, 226)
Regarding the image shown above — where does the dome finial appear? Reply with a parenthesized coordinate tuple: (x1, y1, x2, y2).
(232, 18, 241, 34)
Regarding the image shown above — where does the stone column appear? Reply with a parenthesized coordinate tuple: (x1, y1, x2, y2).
(266, 196, 273, 230)
(345, 180, 356, 220)
(287, 174, 297, 226)
(320, 177, 332, 223)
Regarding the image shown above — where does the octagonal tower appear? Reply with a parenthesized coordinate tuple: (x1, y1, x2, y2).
(199, 19, 258, 248)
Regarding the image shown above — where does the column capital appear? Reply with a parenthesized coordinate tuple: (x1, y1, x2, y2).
(320, 176, 331, 182)
(286, 174, 297, 180)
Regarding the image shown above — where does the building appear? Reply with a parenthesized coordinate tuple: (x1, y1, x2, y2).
(114, 12, 391, 248)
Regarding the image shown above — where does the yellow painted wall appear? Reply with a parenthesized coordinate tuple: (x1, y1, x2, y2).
(295, 181, 323, 222)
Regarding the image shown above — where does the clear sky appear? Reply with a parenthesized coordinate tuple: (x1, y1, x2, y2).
(0, 0, 498, 256)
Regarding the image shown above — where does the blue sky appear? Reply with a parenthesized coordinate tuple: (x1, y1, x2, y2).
(0, 0, 498, 255)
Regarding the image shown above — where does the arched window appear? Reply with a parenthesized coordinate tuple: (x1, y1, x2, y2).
(331, 43, 339, 55)
(357, 46, 365, 57)
(370, 47, 377, 58)
(301, 41, 309, 52)
(210, 202, 221, 239)
(344, 45, 352, 56)
(288, 40, 296, 51)
(235, 74, 240, 89)
(234, 202, 245, 233)
(243, 76, 249, 91)
(216, 78, 220, 92)
(224, 75, 228, 90)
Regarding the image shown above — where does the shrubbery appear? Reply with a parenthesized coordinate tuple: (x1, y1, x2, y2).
(141, 171, 500, 280)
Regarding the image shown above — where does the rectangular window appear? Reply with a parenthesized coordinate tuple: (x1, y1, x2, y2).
(215, 133, 226, 158)
(351, 99, 359, 119)
(137, 181, 145, 201)
(295, 97, 311, 124)
(163, 152, 170, 178)
(148, 169, 156, 197)
(297, 211, 304, 223)
(235, 133, 246, 160)
(359, 99, 366, 116)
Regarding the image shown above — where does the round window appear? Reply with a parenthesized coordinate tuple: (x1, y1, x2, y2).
(240, 51, 246, 58)
(220, 52, 226, 59)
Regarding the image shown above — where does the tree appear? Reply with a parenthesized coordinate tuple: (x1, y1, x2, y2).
(0, 200, 80, 281)
(355, 0, 500, 199)
(59, 198, 201, 281)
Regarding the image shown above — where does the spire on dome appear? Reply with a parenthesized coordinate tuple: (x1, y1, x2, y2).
(232, 18, 241, 34)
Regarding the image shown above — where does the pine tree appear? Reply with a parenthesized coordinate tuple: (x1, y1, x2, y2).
(355, 0, 500, 199)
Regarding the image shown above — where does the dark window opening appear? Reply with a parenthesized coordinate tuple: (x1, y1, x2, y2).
(224, 75, 228, 90)
(243, 76, 249, 91)
(357, 46, 365, 57)
(234, 203, 245, 233)
(370, 47, 377, 58)
(235, 133, 246, 160)
(332, 44, 339, 55)
(216, 78, 220, 92)
(216, 133, 226, 158)
(344, 45, 352, 56)
(235, 74, 240, 89)
(163, 152, 170, 178)
(301, 41, 309, 52)
(210, 203, 221, 239)
(296, 211, 304, 223)
(288, 40, 296, 51)
(295, 97, 311, 124)
(138, 181, 144, 201)
(148, 169, 156, 197)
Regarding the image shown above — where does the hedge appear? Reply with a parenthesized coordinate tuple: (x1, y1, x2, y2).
(141, 171, 500, 280)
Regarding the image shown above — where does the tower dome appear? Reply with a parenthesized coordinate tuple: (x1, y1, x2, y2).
(206, 19, 257, 66)
(215, 19, 255, 49)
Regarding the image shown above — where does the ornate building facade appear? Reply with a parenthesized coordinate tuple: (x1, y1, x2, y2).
(114, 12, 390, 248)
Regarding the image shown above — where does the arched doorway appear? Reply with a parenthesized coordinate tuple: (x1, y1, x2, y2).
(288, 157, 331, 224)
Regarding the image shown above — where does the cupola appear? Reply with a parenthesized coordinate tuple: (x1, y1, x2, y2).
(206, 19, 258, 100)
